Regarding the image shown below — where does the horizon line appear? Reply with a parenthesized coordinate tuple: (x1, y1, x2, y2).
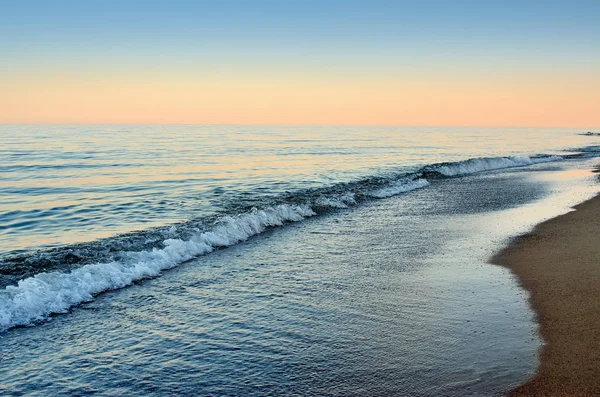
(1, 123, 598, 129)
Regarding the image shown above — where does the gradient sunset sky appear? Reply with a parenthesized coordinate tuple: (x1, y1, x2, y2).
(2, 0, 599, 126)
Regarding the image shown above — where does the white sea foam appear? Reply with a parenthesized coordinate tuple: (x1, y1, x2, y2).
(430, 156, 562, 176)
(315, 192, 357, 208)
(368, 178, 430, 198)
(0, 204, 315, 331)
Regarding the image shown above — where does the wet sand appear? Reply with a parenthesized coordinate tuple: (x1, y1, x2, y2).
(493, 195, 600, 396)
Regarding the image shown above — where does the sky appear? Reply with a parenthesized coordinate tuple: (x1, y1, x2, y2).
(1, 0, 599, 126)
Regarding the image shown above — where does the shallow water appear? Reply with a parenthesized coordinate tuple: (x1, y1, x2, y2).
(0, 125, 593, 257)
(1, 126, 600, 395)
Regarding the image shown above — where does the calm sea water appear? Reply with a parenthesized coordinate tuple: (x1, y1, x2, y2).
(1, 125, 600, 396)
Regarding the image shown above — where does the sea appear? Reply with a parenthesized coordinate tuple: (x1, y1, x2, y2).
(1, 125, 599, 396)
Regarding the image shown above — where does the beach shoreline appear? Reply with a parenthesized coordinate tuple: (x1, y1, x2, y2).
(493, 192, 600, 396)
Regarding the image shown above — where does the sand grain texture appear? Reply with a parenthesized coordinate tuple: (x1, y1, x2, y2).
(493, 195, 600, 396)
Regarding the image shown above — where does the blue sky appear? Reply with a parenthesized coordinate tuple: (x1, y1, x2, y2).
(3, 0, 599, 72)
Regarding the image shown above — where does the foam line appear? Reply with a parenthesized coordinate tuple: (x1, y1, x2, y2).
(426, 155, 562, 177)
(0, 204, 315, 331)
(368, 178, 430, 198)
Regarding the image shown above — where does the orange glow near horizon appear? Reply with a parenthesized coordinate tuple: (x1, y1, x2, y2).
(2, 71, 599, 127)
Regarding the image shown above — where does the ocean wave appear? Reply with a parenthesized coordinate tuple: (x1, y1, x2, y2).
(563, 146, 600, 158)
(314, 192, 357, 209)
(423, 155, 562, 177)
(0, 204, 316, 331)
(368, 178, 430, 198)
(0, 152, 570, 331)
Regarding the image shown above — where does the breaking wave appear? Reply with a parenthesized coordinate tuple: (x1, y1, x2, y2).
(368, 178, 430, 198)
(0, 205, 315, 331)
(423, 155, 562, 177)
(563, 146, 600, 159)
(0, 153, 566, 331)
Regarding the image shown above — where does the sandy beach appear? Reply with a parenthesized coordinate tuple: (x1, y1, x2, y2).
(493, 193, 600, 396)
